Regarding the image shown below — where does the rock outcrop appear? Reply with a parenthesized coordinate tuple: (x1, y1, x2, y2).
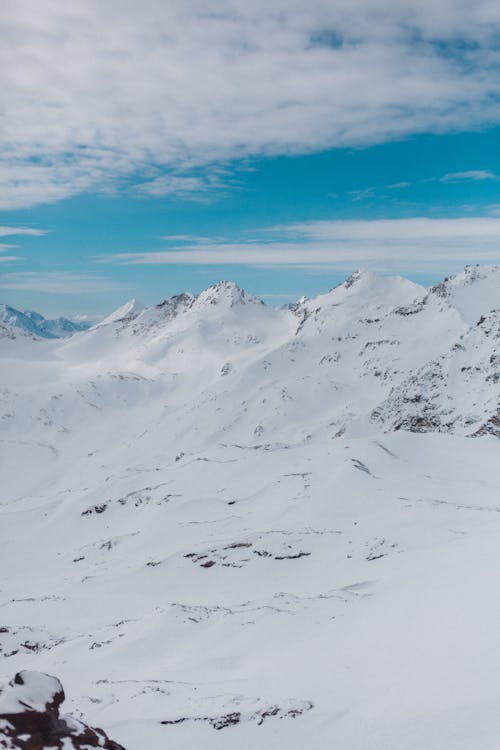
(0, 671, 125, 749)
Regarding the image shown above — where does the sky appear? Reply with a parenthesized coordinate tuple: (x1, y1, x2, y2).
(2, 1, 500, 317)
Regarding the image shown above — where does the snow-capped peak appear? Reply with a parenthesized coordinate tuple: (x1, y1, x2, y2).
(98, 298, 146, 327)
(293, 269, 426, 327)
(155, 291, 195, 317)
(428, 264, 500, 324)
(343, 267, 371, 288)
(0, 304, 41, 338)
(195, 280, 262, 309)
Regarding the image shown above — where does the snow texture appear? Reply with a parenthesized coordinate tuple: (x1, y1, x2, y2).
(0, 266, 499, 749)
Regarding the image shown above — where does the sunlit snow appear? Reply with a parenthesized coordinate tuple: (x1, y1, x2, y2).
(1, 267, 499, 749)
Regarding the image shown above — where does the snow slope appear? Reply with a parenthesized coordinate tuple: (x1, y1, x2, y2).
(0, 266, 499, 749)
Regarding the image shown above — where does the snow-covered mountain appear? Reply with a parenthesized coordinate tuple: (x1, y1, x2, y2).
(0, 303, 91, 340)
(96, 298, 146, 327)
(1, 266, 499, 750)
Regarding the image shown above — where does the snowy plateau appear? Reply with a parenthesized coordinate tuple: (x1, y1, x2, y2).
(0, 265, 499, 750)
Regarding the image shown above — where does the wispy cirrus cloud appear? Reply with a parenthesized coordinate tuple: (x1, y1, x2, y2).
(161, 234, 224, 244)
(0, 272, 127, 294)
(3, 1, 500, 208)
(348, 187, 376, 201)
(135, 171, 230, 201)
(94, 216, 500, 274)
(0, 226, 47, 238)
(440, 170, 498, 182)
(0, 226, 47, 264)
(282, 217, 500, 242)
(382, 172, 498, 191)
(387, 181, 412, 189)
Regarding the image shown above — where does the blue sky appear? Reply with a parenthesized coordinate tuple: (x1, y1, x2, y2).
(2, 2, 500, 317)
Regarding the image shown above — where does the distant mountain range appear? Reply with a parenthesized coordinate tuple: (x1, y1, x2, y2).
(0, 303, 91, 340)
(1, 266, 499, 436)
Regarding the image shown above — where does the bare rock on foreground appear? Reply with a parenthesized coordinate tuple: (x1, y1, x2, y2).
(0, 670, 125, 749)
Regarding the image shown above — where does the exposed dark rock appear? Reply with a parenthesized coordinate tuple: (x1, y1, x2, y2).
(81, 503, 107, 516)
(472, 409, 500, 438)
(393, 301, 424, 316)
(160, 701, 313, 730)
(0, 670, 126, 749)
(274, 552, 311, 560)
(344, 269, 363, 288)
(211, 712, 241, 729)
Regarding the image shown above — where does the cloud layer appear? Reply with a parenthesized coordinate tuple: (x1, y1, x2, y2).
(96, 217, 500, 274)
(3, 0, 500, 208)
(0, 271, 126, 294)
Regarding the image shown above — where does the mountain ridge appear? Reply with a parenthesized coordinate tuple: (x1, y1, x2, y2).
(1, 266, 498, 441)
(0, 303, 91, 340)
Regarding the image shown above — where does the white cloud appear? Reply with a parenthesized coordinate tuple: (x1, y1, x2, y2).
(3, 1, 500, 208)
(440, 170, 498, 182)
(0, 272, 126, 294)
(387, 181, 412, 189)
(283, 217, 500, 241)
(161, 234, 223, 243)
(95, 217, 500, 273)
(135, 172, 227, 200)
(0, 226, 47, 237)
(348, 187, 376, 201)
(0, 227, 46, 265)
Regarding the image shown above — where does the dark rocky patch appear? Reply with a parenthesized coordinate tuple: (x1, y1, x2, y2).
(274, 552, 311, 560)
(351, 459, 372, 475)
(393, 301, 424, 316)
(81, 503, 108, 516)
(473, 408, 500, 438)
(161, 701, 313, 730)
(0, 670, 126, 749)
